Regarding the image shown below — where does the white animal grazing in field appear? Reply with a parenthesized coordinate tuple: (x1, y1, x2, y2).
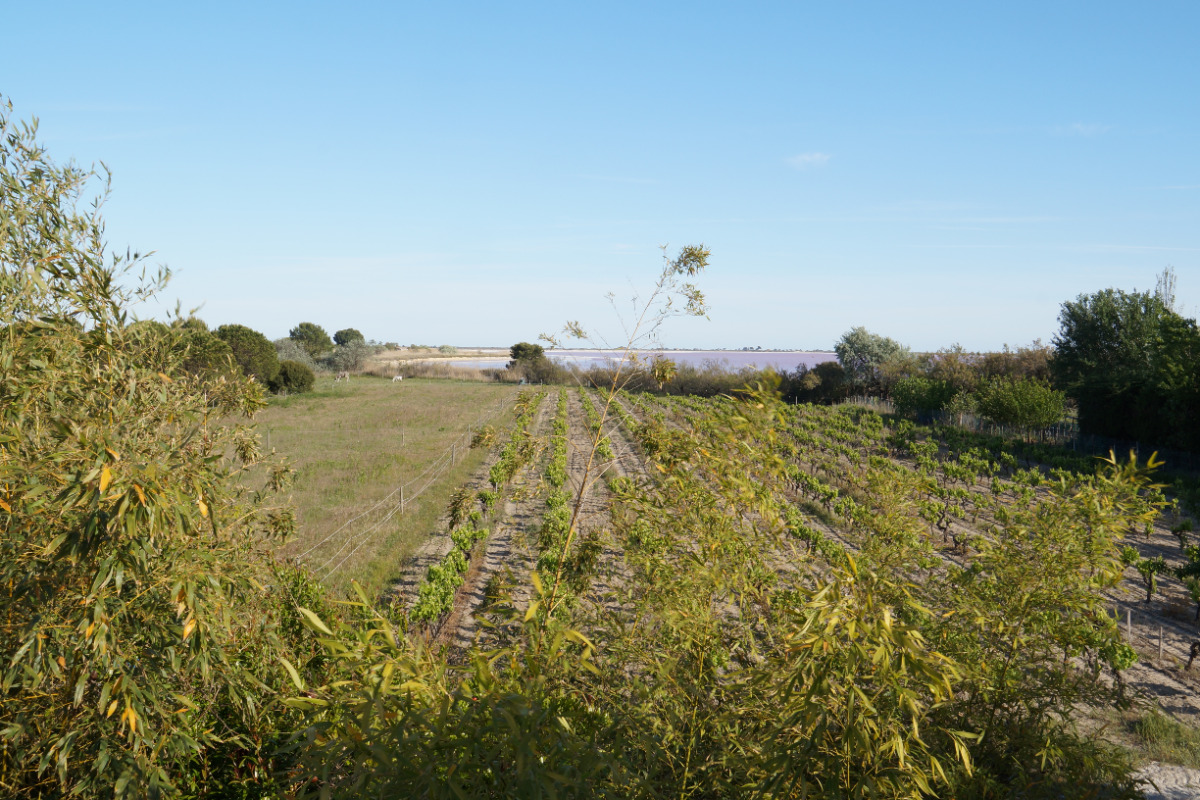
(392, 375, 403, 383)
(335, 371, 350, 382)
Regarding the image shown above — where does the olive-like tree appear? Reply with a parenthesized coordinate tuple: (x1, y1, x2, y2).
(834, 326, 909, 395)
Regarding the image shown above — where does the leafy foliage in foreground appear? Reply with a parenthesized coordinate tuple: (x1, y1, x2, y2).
(0, 99, 318, 798)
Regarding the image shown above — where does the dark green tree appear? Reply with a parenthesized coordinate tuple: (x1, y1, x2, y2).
(174, 316, 209, 332)
(289, 321, 333, 358)
(891, 377, 956, 418)
(270, 359, 316, 394)
(215, 323, 280, 386)
(333, 327, 364, 346)
(175, 326, 235, 376)
(785, 361, 848, 405)
(1053, 285, 1200, 448)
(509, 341, 545, 365)
(1140, 313, 1200, 451)
(975, 377, 1066, 437)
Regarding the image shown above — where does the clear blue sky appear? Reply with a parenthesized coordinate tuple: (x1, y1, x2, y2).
(7, 1, 1198, 351)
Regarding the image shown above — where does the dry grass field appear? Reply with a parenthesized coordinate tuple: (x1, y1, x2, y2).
(256, 376, 519, 594)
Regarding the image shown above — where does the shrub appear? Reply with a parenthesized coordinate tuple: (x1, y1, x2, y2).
(891, 376, 956, 416)
(274, 336, 319, 371)
(271, 359, 316, 394)
(975, 377, 1066, 433)
(508, 341, 544, 366)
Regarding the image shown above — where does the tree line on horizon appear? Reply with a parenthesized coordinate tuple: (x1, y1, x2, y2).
(127, 318, 399, 395)
(774, 267, 1199, 453)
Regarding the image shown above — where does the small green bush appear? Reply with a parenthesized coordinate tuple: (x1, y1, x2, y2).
(891, 376, 956, 416)
(975, 377, 1066, 432)
(271, 359, 316, 394)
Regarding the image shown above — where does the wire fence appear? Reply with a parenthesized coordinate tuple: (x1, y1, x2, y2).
(287, 394, 514, 581)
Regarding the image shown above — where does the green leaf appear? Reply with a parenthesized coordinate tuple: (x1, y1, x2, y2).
(298, 607, 334, 636)
(279, 657, 305, 691)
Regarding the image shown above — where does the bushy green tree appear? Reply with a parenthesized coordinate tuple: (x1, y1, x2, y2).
(174, 326, 235, 376)
(1052, 284, 1200, 449)
(891, 376, 956, 417)
(289, 321, 333, 358)
(926, 344, 981, 393)
(835, 326, 909, 394)
(270, 359, 316, 394)
(0, 98, 310, 798)
(333, 327, 364, 346)
(215, 323, 280, 385)
(975, 377, 1066, 435)
(785, 361, 848, 404)
(508, 341, 545, 365)
(507, 341, 558, 382)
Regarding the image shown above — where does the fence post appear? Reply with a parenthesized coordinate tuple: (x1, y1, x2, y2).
(1126, 608, 1132, 639)
(400, 486, 405, 511)
(1159, 626, 1164, 661)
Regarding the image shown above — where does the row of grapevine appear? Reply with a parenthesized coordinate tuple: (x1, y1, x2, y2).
(536, 390, 575, 580)
(577, 389, 614, 460)
(409, 526, 489, 622)
(488, 389, 546, 489)
(407, 389, 547, 625)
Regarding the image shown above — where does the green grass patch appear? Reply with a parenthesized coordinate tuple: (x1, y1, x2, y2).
(256, 377, 519, 596)
(1131, 711, 1200, 769)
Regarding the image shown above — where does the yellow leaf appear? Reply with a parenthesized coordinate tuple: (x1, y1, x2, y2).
(105, 447, 121, 462)
(99, 468, 112, 494)
(197, 497, 208, 518)
(158, 372, 173, 383)
(106, 700, 119, 718)
(0, 497, 9, 513)
(182, 618, 197, 640)
(133, 484, 146, 505)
